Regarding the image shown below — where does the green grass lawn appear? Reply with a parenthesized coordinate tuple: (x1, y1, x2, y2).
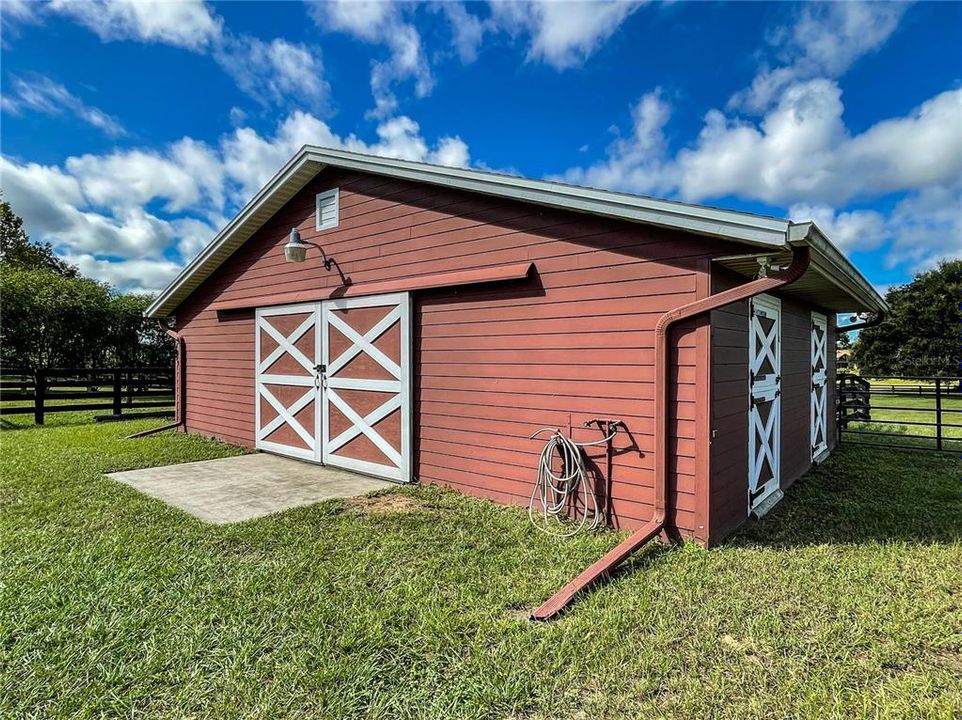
(2, 414, 961, 719)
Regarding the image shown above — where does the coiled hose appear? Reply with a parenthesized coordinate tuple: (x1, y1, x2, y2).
(527, 426, 616, 537)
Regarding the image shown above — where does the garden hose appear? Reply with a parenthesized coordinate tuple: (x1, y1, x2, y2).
(527, 425, 617, 537)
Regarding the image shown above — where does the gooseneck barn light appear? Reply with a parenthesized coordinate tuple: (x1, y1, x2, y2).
(284, 228, 308, 263)
(284, 227, 333, 270)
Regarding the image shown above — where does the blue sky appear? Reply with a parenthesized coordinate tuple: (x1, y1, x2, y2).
(1, 1, 960, 295)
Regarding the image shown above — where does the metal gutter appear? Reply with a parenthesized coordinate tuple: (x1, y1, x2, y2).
(531, 243, 812, 620)
(789, 222, 888, 313)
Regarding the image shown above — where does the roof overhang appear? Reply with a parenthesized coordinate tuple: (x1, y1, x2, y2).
(146, 146, 886, 318)
(714, 222, 888, 314)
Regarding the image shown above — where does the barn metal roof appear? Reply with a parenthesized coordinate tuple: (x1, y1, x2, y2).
(146, 146, 887, 318)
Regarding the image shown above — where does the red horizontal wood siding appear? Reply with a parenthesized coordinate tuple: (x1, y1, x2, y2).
(174, 169, 731, 538)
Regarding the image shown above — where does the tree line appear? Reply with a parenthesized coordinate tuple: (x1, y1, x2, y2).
(847, 258, 960, 378)
(1, 197, 174, 371)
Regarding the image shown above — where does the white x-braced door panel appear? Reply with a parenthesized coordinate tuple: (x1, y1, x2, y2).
(255, 303, 321, 462)
(321, 293, 411, 482)
(749, 294, 781, 512)
(811, 311, 828, 460)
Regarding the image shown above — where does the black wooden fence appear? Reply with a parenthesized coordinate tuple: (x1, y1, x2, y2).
(837, 373, 962, 452)
(0, 367, 174, 424)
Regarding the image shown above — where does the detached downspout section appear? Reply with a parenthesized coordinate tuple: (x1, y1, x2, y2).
(531, 244, 812, 620)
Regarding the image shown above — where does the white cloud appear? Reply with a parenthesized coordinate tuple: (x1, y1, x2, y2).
(228, 106, 247, 127)
(490, 1, 640, 69)
(440, 2, 487, 63)
(1, 0, 34, 22)
(21, 1, 324, 111)
(1, 111, 472, 293)
(788, 204, 888, 253)
(214, 35, 328, 112)
(562, 79, 962, 272)
(790, 185, 962, 274)
(675, 81, 962, 206)
(0, 157, 176, 260)
(47, 0, 222, 50)
(560, 88, 671, 193)
(65, 253, 184, 294)
(1, 74, 126, 137)
(64, 138, 224, 215)
(171, 216, 222, 260)
(429, 136, 471, 169)
(308, 0, 640, 115)
(309, 1, 432, 117)
(884, 185, 962, 271)
(731, 1, 908, 112)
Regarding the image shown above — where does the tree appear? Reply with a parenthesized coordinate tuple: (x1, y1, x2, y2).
(103, 293, 175, 367)
(0, 200, 174, 370)
(0, 266, 112, 369)
(0, 195, 78, 277)
(851, 259, 961, 377)
(0, 268, 175, 370)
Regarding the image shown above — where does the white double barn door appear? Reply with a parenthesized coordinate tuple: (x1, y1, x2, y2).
(254, 293, 411, 482)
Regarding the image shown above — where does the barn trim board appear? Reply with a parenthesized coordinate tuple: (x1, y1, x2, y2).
(254, 293, 412, 483)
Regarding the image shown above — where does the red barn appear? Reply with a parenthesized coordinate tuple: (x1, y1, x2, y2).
(147, 147, 885, 554)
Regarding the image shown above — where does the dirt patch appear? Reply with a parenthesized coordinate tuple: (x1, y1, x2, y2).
(720, 634, 768, 667)
(505, 607, 533, 622)
(349, 494, 424, 514)
(504, 601, 537, 622)
(933, 649, 962, 675)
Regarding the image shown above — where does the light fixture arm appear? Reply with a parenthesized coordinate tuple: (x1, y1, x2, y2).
(284, 227, 334, 270)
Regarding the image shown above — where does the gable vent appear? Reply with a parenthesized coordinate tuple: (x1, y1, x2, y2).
(316, 188, 339, 231)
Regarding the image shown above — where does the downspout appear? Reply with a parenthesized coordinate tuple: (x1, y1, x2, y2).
(158, 323, 186, 429)
(126, 325, 185, 440)
(531, 243, 811, 620)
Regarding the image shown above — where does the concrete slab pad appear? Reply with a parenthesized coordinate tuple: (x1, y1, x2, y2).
(108, 453, 394, 523)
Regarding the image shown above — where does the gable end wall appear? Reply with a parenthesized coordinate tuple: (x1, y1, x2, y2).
(173, 168, 735, 540)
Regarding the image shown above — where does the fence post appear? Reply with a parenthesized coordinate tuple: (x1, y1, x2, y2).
(935, 378, 943, 452)
(34, 370, 45, 425)
(113, 370, 122, 417)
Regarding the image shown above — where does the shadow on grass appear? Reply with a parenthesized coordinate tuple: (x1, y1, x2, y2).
(1, 414, 95, 431)
(730, 444, 962, 548)
(0, 411, 174, 433)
